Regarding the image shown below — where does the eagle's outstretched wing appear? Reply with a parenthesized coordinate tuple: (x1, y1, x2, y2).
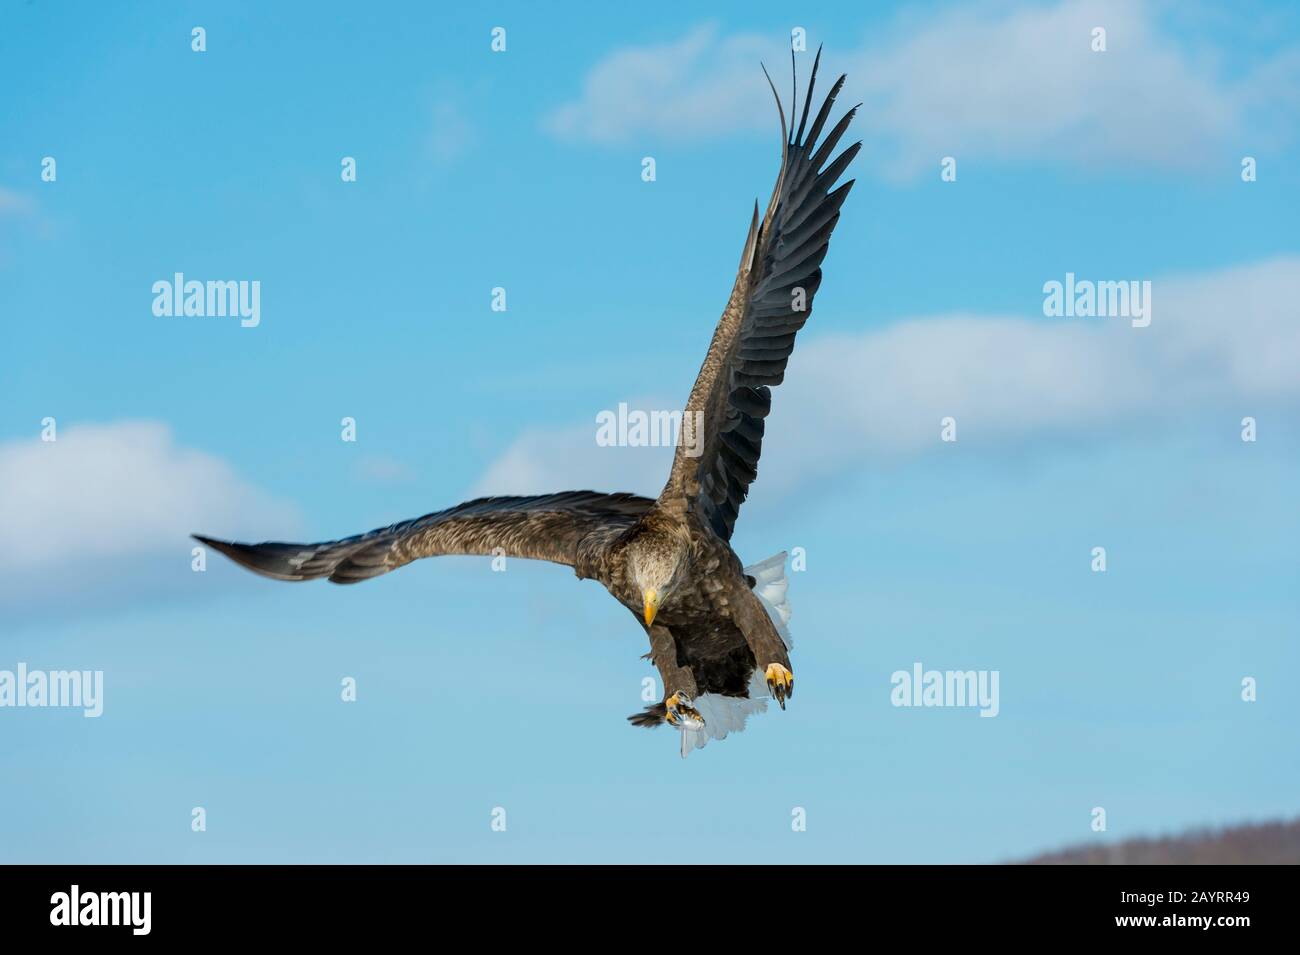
(194, 490, 652, 584)
(660, 49, 859, 541)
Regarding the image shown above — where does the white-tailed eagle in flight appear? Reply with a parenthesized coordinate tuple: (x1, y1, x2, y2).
(196, 50, 859, 756)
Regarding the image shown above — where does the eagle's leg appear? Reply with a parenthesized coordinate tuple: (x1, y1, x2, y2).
(733, 585, 795, 708)
(764, 663, 794, 709)
(664, 691, 705, 728)
(627, 624, 703, 728)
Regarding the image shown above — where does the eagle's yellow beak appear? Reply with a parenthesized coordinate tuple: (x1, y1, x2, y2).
(643, 588, 659, 627)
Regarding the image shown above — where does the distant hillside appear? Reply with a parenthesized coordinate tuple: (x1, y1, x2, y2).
(1017, 818, 1300, 864)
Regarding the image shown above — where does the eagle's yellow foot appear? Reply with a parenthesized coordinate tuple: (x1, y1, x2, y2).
(765, 663, 794, 709)
(664, 691, 704, 728)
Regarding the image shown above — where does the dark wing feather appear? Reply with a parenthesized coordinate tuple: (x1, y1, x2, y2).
(193, 491, 652, 584)
(660, 48, 859, 540)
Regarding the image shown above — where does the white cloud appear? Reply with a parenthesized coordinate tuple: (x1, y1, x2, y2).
(472, 257, 1300, 499)
(854, 0, 1241, 177)
(544, 24, 774, 145)
(0, 421, 299, 572)
(474, 420, 672, 498)
(544, 1, 1299, 177)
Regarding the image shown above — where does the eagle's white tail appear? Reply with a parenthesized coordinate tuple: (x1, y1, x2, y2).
(747, 550, 792, 649)
(679, 551, 793, 757)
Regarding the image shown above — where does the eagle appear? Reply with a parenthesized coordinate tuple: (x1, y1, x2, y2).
(195, 50, 859, 756)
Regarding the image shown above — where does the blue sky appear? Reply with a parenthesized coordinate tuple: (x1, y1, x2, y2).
(1, 0, 1298, 863)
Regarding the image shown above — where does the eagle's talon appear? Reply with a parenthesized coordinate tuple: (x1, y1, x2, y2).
(765, 663, 793, 709)
(664, 691, 704, 728)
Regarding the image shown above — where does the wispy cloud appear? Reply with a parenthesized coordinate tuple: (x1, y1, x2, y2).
(0, 187, 36, 217)
(473, 257, 1300, 499)
(543, 23, 772, 145)
(853, 0, 1260, 178)
(474, 417, 672, 499)
(352, 454, 417, 485)
(0, 421, 299, 606)
(0, 185, 46, 262)
(426, 97, 475, 165)
(544, 0, 1300, 178)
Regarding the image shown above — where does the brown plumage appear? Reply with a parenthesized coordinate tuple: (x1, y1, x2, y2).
(195, 49, 858, 751)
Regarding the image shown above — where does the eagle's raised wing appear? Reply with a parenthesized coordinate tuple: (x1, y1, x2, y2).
(194, 491, 652, 584)
(660, 50, 859, 541)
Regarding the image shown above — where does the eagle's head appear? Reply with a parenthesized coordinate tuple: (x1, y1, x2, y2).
(627, 528, 690, 627)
